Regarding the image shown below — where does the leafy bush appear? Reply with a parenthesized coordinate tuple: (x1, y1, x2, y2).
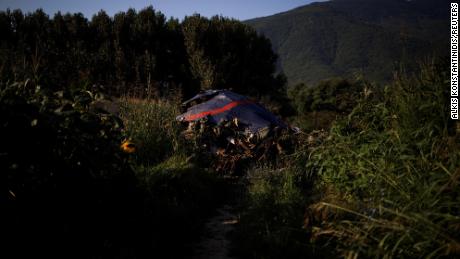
(231, 61, 459, 259)
(231, 166, 312, 259)
(2, 81, 141, 257)
(287, 78, 366, 131)
(2, 82, 231, 258)
(288, 78, 364, 114)
(305, 61, 460, 258)
(119, 98, 231, 257)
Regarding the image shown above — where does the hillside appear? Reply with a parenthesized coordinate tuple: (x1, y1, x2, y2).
(245, 0, 450, 86)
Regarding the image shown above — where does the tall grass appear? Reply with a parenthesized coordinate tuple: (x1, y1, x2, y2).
(119, 98, 184, 165)
(232, 166, 312, 259)
(304, 61, 460, 258)
(232, 60, 459, 258)
(118, 97, 230, 257)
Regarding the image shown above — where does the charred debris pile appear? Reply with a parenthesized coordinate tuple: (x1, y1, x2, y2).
(176, 90, 325, 173)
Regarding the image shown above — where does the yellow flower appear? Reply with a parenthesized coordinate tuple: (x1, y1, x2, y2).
(121, 140, 136, 153)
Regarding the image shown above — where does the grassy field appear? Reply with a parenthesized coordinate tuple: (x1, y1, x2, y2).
(2, 85, 229, 258)
(119, 61, 460, 259)
(3, 61, 459, 258)
(232, 61, 460, 258)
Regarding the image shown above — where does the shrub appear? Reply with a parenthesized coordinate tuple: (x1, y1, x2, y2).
(2, 82, 230, 258)
(305, 61, 460, 258)
(231, 166, 311, 259)
(2, 81, 140, 257)
(287, 78, 366, 131)
(135, 154, 228, 256)
(288, 78, 364, 115)
(119, 98, 231, 257)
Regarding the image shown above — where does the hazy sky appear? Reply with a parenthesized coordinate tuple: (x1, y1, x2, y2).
(0, 0, 326, 20)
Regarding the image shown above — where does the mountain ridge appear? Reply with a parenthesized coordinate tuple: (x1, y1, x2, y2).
(245, 0, 450, 86)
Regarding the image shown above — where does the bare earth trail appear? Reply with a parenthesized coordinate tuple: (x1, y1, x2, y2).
(191, 204, 239, 259)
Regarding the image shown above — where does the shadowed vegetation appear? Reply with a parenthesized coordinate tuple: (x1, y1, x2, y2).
(232, 61, 460, 258)
(0, 7, 287, 105)
(1, 2, 457, 259)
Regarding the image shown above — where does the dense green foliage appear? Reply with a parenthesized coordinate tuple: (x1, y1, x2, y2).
(3, 57, 457, 259)
(288, 78, 362, 114)
(182, 15, 285, 97)
(2, 80, 229, 258)
(119, 98, 182, 165)
(0, 7, 285, 100)
(304, 62, 459, 258)
(119, 98, 230, 258)
(287, 78, 364, 130)
(233, 61, 460, 258)
(2, 81, 138, 257)
(0, 7, 186, 95)
(245, 0, 449, 86)
(2, 2, 456, 258)
(232, 166, 312, 259)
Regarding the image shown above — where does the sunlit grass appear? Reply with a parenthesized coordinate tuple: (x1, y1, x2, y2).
(119, 97, 183, 165)
(303, 61, 460, 258)
(233, 61, 460, 259)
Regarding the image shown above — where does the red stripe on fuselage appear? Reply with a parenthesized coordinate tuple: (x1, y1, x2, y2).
(184, 99, 253, 121)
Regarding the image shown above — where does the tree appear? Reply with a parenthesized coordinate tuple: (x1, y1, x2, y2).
(181, 15, 283, 96)
(288, 78, 364, 114)
(0, 8, 288, 104)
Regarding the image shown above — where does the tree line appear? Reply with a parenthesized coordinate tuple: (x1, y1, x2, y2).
(0, 6, 286, 99)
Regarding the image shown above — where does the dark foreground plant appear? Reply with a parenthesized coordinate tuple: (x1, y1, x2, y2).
(305, 60, 460, 258)
(1, 81, 140, 258)
(119, 98, 231, 257)
(231, 60, 459, 259)
(2, 81, 231, 258)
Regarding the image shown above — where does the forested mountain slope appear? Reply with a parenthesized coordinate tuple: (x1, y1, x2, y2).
(245, 0, 450, 86)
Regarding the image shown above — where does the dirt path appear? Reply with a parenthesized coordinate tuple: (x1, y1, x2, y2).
(191, 204, 239, 259)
